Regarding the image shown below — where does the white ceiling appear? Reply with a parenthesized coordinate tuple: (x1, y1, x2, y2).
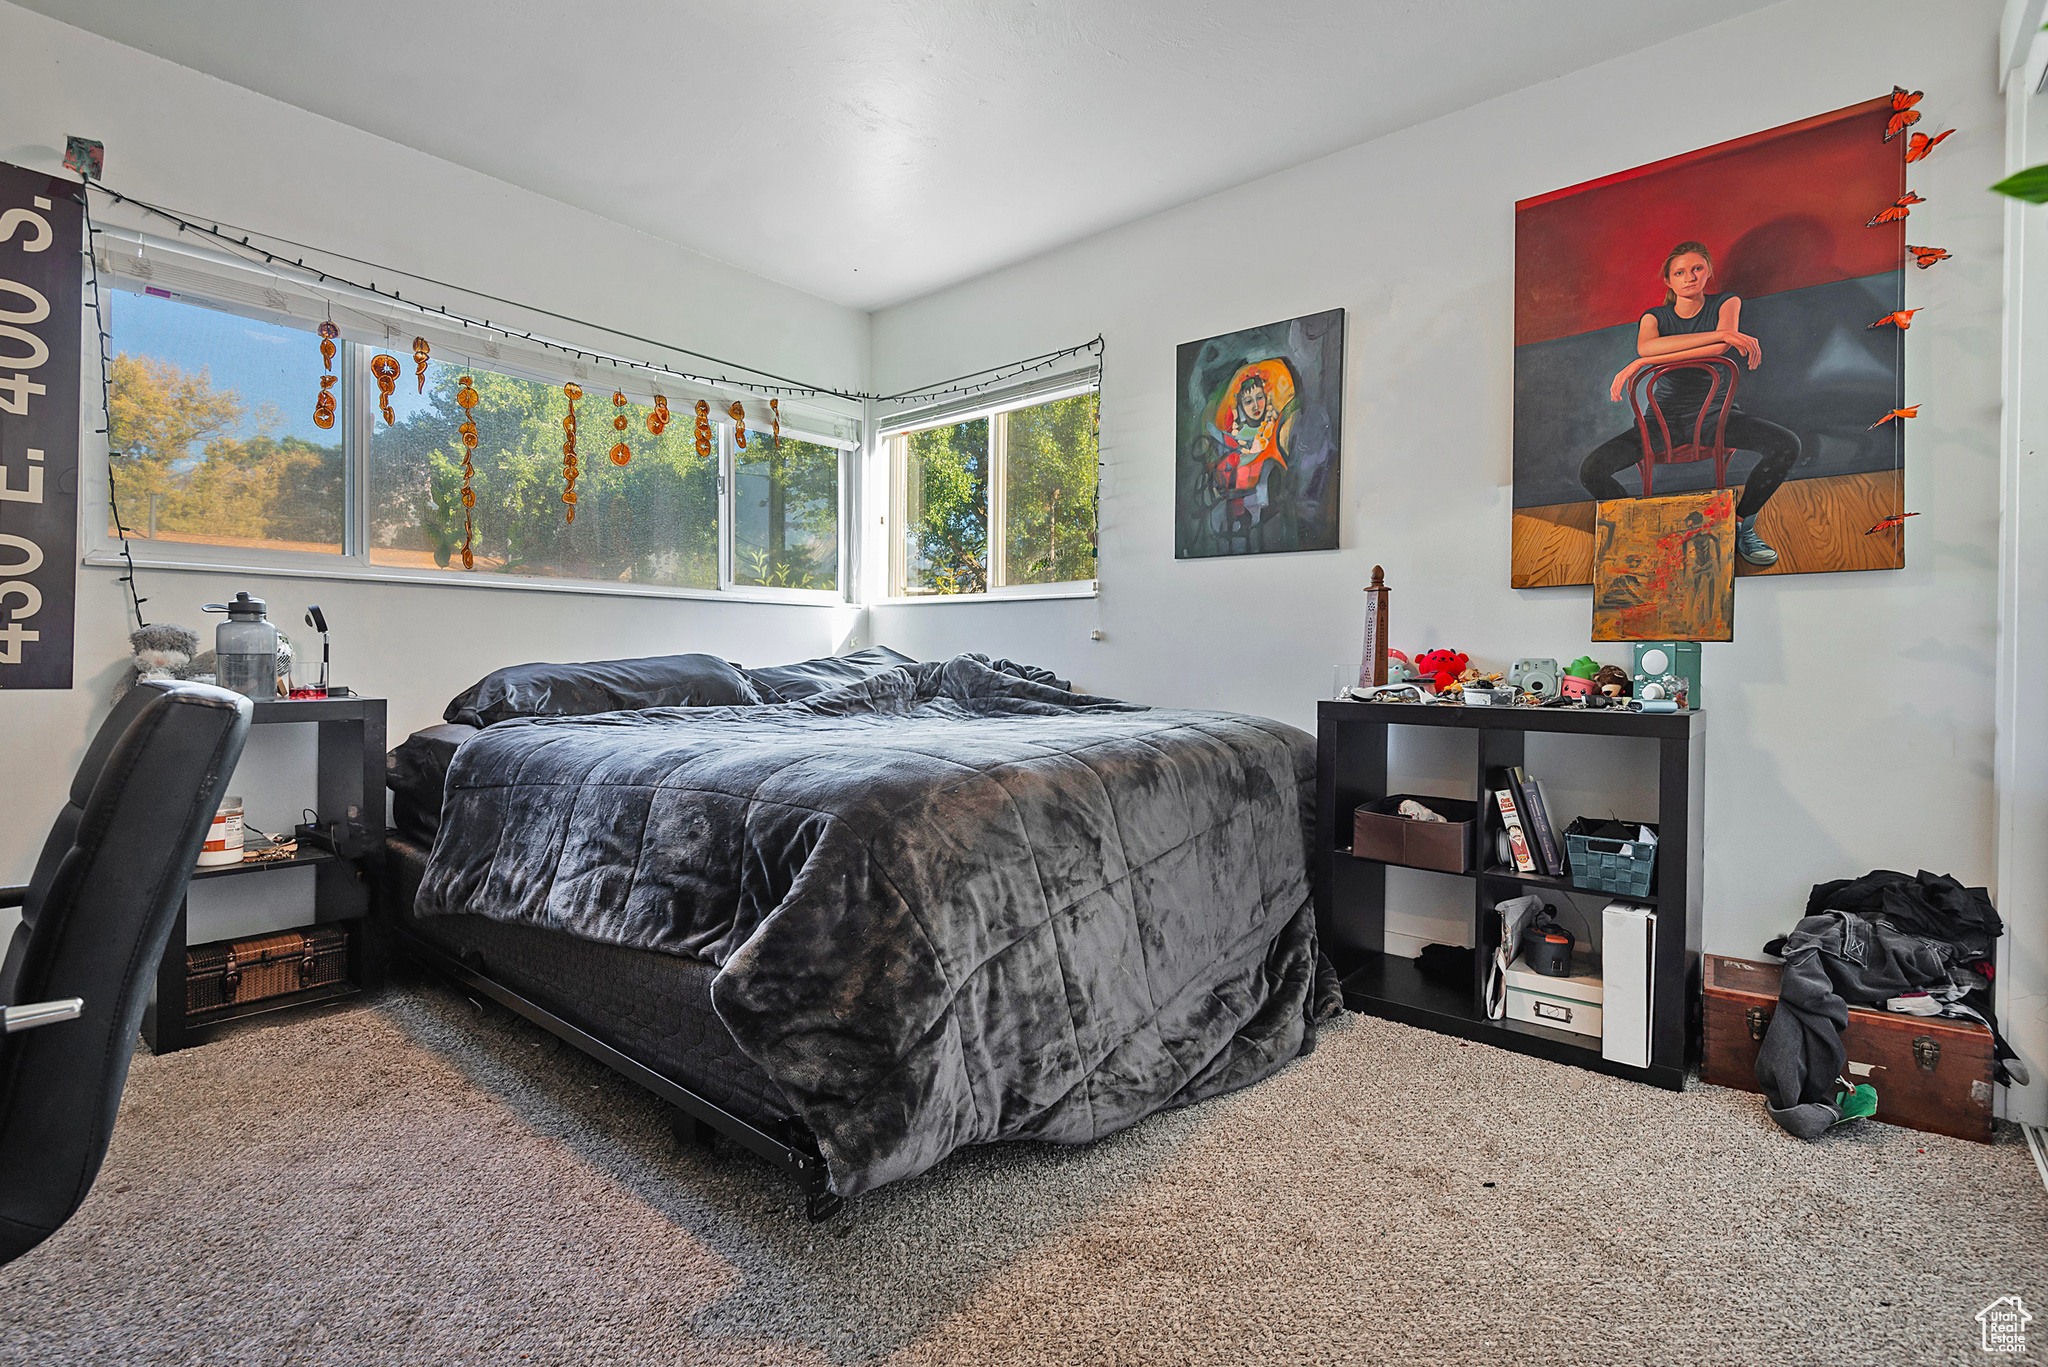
(23, 0, 1776, 310)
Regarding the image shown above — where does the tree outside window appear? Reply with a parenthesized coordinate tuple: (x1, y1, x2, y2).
(893, 387, 1097, 596)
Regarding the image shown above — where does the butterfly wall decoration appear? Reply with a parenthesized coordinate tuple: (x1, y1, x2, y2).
(1885, 86, 1923, 142)
(1906, 129, 1952, 162)
(1867, 192, 1926, 227)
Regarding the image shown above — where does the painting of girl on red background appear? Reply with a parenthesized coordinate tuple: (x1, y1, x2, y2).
(1512, 96, 1910, 587)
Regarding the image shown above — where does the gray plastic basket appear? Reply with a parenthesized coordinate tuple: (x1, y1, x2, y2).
(1563, 818, 1657, 898)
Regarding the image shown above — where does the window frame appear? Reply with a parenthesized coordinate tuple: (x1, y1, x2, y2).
(878, 374, 1100, 605)
(718, 425, 854, 604)
(80, 246, 860, 607)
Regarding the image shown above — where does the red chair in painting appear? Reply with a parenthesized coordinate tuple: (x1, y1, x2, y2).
(1625, 357, 1739, 498)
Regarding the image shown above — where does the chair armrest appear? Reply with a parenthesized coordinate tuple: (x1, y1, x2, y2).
(3, 999, 83, 1033)
(0, 885, 25, 909)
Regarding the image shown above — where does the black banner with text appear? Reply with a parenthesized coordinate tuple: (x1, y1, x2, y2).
(0, 162, 80, 690)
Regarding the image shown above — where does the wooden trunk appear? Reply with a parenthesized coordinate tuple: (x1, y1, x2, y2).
(1702, 954, 1995, 1143)
(186, 926, 349, 1017)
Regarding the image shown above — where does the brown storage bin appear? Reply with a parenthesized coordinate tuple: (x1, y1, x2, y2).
(187, 926, 349, 1016)
(1351, 794, 1477, 874)
(1702, 954, 1994, 1143)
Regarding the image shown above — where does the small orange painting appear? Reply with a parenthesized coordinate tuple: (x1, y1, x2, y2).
(1592, 490, 1737, 642)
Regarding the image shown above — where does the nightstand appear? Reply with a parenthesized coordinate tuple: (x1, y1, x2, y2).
(141, 695, 386, 1053)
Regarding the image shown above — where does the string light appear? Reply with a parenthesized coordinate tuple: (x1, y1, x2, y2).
(81, 181, 1102, 410)
(875, 339, 1106, 407)
(77, 189, 149, 629)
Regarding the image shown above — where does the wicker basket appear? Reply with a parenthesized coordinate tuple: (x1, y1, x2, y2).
(187, 926, 348, 1015)
(1562, 818, 1658, 898)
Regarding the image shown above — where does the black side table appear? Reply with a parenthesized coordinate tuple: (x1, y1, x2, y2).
(142, 695, 386, 1053)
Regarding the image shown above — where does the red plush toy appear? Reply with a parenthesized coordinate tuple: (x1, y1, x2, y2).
(1413, 649, 1469, 692)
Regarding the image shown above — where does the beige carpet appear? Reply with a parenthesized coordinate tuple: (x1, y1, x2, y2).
(1, 978, 2041, 1366)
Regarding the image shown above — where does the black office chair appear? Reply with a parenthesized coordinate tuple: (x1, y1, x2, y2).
(0, 680, 251, 1264)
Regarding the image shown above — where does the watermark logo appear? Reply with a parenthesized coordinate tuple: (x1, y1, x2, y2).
(1978, 1295, 2032, 1354)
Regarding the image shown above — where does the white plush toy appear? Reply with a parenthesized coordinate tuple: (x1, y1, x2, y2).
(112, 624, 209, 702)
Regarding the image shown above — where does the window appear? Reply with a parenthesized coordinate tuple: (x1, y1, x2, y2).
(367, 360, 720, 589)
(732, 434, 841, 592)
(108, 287, 345, 555)
(886, 381, 1098, 598)
(90, 244, 856, 601)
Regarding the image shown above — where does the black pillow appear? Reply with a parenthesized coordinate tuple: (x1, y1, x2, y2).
(443, 653, 763, 727)
(386, 722, 481, 844)
(744, 646, 917, 702)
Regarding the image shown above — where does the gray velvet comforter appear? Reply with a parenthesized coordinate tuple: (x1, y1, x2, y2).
(415, 657, 1336, 1197)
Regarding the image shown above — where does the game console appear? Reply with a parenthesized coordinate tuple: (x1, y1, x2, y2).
(1632, 642, 1701, 709)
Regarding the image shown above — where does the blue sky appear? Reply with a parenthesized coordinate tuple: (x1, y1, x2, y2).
(109, 286, 439, 447)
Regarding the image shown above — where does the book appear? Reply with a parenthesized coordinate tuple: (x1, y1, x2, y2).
(1601, 902, 1656, 1068)
(1492, 789, 1537, 874)
(1510, 765, 1564, 877)
(1526, 776, 1567, 878)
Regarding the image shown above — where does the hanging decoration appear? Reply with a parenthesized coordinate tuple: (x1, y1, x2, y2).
(412, 336, 431, 392)
(562, 382, 583, 522)
(455, 375, 480, 570)
(770, 398, 780, 450)
(648, 394, 670, 436)
(1868, 405, 1920, 429)
(1865, 511, 1920, 535)
(695, 400, 712, 458)
(313, 320, 339, 429)
(729, 400, 749, 450)
(1884, 86, 1923, 142)
(1906, 244, 1951, 268)
(369, 353, 401, 425)
(1865, 192, 1925, 227)
(1867, 309, 1920, 331)
(610, 390, 632, 465)
(1906, 129, 1952, 162)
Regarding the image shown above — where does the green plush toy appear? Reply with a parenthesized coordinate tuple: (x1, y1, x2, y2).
(1565, 655, 1601, 679)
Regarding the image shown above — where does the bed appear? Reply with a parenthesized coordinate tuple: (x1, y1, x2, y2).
(384, 648, 1337, 1219)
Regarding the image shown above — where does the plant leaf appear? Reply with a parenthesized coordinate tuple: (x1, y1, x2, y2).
(1992, 164, 2048, 203)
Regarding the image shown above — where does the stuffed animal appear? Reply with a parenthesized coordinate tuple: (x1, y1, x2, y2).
(112, 624, 208, 703)
(1593, 663, 1633, 698)
(1412, 649, 1469, 692)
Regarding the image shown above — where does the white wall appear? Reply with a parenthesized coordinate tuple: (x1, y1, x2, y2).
(0, 2, 869, 920)
(870, 0, 2034, 1107)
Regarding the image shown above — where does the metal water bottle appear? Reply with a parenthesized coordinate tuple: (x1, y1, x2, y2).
(202, 592, 278, 700)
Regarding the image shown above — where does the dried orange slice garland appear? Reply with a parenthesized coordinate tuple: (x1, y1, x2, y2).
(455, 375, 480, 569)
(412, 336, 431, 393)
(770, 398, 780, 450)
(695, 400, 712, 458)
(562, 382, 583, 522)
(610, 390, 632, 465)
(647, 394, 670, 436)
(729, 401, 748, 450)
(313, 321, 339, 429)
(369, 353, 400, 426)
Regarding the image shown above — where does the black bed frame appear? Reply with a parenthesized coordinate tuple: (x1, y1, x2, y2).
(392, 926, 847, 1223)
